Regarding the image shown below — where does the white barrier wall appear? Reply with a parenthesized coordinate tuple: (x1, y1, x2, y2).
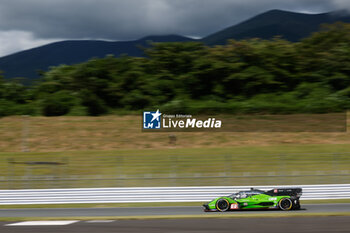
(0, 184, 349, 205)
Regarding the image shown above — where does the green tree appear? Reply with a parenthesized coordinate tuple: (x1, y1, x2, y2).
(80, 90, 108, 116)
(41, 91, 75, 116)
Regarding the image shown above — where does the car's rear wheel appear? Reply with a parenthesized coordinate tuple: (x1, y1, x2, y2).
(293, 203, 301, 210)
(292, 199, 301, 210)
(216, 199, 230, 212)
(278, 198, 293, 211)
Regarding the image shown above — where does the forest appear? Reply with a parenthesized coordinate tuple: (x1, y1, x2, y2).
(0, 23, 350, 116)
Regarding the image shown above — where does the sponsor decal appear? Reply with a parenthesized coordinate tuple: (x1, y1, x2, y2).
(230, 203, 239, 209)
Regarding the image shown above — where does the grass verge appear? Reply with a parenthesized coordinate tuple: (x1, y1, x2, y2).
(1, 144, 350, 188)
(0, 115, 349, 152)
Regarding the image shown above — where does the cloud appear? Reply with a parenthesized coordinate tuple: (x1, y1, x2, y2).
(0, 30, 60, 57)
(333, 0, 350, 9)
(0, 0, 338, 40)
(0, 0, 344, 56)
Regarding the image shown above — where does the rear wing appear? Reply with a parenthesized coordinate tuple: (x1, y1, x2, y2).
(265, 188, 302, 197)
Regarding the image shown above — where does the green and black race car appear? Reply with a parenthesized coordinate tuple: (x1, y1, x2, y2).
(203, 188, 302, 212)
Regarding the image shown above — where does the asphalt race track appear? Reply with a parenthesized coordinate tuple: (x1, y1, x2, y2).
(1, 217, 350, 233)
(0, 204, 349, 217)
(0, 204, 349, 232)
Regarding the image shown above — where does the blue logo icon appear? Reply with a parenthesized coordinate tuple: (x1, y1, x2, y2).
(143, 110, 162, 129)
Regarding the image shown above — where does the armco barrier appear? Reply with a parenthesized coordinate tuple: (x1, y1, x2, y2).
(0, 184, 349, 205)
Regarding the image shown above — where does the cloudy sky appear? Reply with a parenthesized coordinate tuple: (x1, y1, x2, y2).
(0, 0, 348, 57)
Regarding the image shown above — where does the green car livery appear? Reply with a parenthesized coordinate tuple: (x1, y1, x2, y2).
(203, 188, 302, 212)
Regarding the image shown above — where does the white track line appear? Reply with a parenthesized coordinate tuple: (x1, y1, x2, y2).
(86, 220, 115, 223)
(5, 220, 79, 226)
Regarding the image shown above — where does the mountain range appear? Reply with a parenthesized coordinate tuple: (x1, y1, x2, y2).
(0, 35, 193, 81)
(1, 9, 350, 80)
(202, 9, 350, 45)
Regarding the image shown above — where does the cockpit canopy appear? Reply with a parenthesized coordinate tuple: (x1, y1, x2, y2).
(229, 190, 264, 199)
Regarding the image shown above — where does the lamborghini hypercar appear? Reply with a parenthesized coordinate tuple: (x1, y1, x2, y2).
(203, 188, 302, 212)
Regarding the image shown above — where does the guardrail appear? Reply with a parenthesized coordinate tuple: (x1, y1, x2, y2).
(0, 184, 349, 205)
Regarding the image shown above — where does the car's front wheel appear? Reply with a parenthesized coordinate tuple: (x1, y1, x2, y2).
(278, 198, 293, 211)
(216, 199, 230, 212)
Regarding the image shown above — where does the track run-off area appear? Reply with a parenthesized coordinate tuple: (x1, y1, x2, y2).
(0, 216, 350, 233)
